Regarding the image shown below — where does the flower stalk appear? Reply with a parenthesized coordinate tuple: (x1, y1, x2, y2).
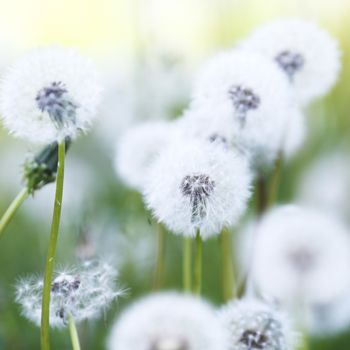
(221, 228, 235, 301)
(40, 141, 66, 350)
(194, 230, 202, 295)
(268, 152, 283, 207)
(183, 237, 192, 292)
(153, 223, 166, 290)
(0, 188, 28, 238)
(68, 314, 81, 350)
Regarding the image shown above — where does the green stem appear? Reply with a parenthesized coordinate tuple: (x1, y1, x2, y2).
(194, 230, 202, 295)
(183, 237, 192, 292)
(40, 141, 66, 350)
(152, 223, 166, 290)
(256, 174, 268, 216)
(298, 332, 310, 350)
(68, 314, 81, 350)
(221, 228, 235, 301)
(268, 152, 283, 207)
(0, 188, 29, 238)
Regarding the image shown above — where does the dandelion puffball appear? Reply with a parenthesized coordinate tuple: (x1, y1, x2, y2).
(144, 139, 252, 239)
(240, 18, 341, 106)
(108, 292, 228, 350)
(15, 260, 121, 327)
(252, 205, 350, 304)
(0, 47, 102, 144)
(192, 50, 295, 166)
(114, 121, 177, 191)
(296, 151, 350, 222)
(219, 299, 297, 350)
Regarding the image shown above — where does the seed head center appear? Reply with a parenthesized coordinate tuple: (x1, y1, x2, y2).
(36, 81, 78, 130)
(228, 85, 260, 126)
(275, 50, 305, 80)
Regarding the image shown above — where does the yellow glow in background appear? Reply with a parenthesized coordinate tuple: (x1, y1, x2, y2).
(0, 0, 349, 60)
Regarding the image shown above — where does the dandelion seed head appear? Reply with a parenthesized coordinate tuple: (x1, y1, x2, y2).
(219, 299, 297, 350)
(240, 18, 341, 105)
(252, 205, 350, 304)
(192, 50, 295, 166)
(115, 121, 177, 191)
(296, 151, 350, 223)
(0, 46, 102, 144)
(15, 260, 121, 327)
(144, 138, 252, 239)
(107, 292, 228, 350)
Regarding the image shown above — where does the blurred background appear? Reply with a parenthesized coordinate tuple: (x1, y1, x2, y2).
(1, 0, 350, 349)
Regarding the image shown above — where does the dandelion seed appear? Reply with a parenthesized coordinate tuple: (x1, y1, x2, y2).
(240, 18, 341, 105)
(107, 292, 228, 350)
(15, 260, 122, 327)
(0, 47, 102, 144)
(144, 139, 251, 239)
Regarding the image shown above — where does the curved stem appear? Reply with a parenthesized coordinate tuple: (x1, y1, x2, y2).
(183, 237, 192, 292)
(194, 230, 202, 295)
(0, 188, 29, 238)
(152, 223, 166, 290)
(68, 314, 81, 350)
(221, 228, 235, 301)
(40, 141, 65, 350)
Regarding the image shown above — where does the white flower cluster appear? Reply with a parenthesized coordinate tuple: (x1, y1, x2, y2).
(113, 18, 340, 240)
(16, 260, 122, 328)
(0, 47, 102, 144)
(219, 298, 297, 350)
(108, 292, 228, 350)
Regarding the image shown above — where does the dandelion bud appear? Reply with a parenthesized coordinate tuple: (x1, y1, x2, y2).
(108, 292, 228, 350)
(23, 138, 71, 194)
(0, 47, 102, 144)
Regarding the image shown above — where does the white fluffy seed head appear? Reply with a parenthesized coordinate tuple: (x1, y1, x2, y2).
(240, 18, 341, 106)
(114, 121, 177, 191)
(296, 151, 350, 223)
(305, 289, 350, 336)
(15, 260, 122, 328)
(219, 298, 297, 350)
(143, 138, 252, 239)
(175, 107, 237, 151)
(107, 292, 228, 350)
(192, 50, 295, 168)
(0, 46, 102, 144)
(251, 205, 350, 304)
